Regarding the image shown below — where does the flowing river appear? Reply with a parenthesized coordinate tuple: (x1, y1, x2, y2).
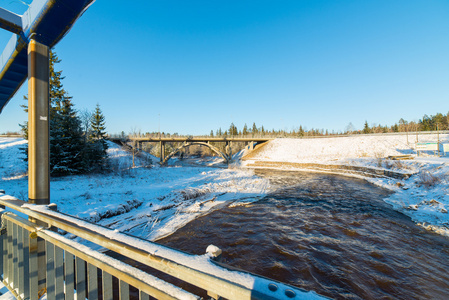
(156, 170, 449, 299)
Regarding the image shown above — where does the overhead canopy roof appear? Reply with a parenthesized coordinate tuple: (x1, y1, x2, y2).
(0, 0, 95, 114)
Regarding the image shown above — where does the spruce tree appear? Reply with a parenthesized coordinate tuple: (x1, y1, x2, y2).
(87, 104, 108, 170)
(363, 121, 370, 134)
(252, 122, 258, 136)
(50, 96, 84, 176)
(242, 123, 248, 136)
(229, 123, 238, 136)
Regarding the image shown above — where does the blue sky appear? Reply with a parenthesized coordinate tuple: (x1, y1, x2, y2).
(0, 0, 448, 135)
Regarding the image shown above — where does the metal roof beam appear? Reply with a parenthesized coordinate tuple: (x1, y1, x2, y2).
(0, 0, 95, 113)
(0, 7, 22, 34)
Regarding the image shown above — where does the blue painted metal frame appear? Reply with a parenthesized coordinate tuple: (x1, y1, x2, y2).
(0, 8, 22, 34)
(0, 0, 95, 114)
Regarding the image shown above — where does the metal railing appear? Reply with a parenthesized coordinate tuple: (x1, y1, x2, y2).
(0, 197, 327, 300)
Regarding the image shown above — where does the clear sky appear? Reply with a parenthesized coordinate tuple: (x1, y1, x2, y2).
(0, 0, 448, 135)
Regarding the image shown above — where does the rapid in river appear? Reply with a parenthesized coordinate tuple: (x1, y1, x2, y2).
(157, 170, 449, 299)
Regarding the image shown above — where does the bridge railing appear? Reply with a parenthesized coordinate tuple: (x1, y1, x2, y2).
(0, 197, 326, 300)
(0, 209, 197, 300)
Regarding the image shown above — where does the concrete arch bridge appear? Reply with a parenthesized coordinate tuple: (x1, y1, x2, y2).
(110, 137, 272, 165)
(162, 141, 230, 165)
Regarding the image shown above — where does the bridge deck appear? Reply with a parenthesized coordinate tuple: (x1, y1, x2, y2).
(127, 137, 274, 143)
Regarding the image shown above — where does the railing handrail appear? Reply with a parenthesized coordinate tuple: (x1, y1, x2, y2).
(2, 212, 197, 300)
(0, 197, 326, 300)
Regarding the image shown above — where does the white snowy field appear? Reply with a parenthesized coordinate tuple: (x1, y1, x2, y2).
(0, 137, 270, 243)
(242, 133, 449, 236)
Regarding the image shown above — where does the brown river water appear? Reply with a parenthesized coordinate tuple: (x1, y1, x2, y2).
(155, 170, 449, 299)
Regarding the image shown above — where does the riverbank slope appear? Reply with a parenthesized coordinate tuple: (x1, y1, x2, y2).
(241, 134, 449, 236)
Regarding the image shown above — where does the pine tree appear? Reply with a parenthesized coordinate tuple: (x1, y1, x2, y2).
(299, 125, 305, 137)
(87, 104, 108, 171)
(362, 121, 370, 134)
(242, 123, 248, 136)
(252, 122, 258, 136)
(50, 96, 85, 176)
(229, 123, 238, 136)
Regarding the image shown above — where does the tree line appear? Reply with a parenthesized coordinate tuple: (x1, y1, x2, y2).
(206, 113, 449, 138)
(20, 50, 108, 176)
(124, 111, 449, 142)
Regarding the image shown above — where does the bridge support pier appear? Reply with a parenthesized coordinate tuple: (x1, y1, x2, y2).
(160, 141, 165, 163)
(225, 141, 232, 160)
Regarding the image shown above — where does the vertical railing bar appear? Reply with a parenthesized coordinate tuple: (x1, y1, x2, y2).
(7, 220, 13, 287)
(0, 214, 5, 282)
(102, 271, 113, 300)
(29, 231, 38, 300)
(37, 236, 46, 292)
(119, 280, 130, 300)
(64, 252, 75, 300)
(139, 290, 150, 300)
(88, 263, 98, 300)
(2, 218, 7, 284)
(13, 222, 18, 290)
(54, 246, 64, 300)
(18, 226, 24, 298)
(76, 257, 86, 300)
(46, 241, 56, 300)
(0, 213, 4, 280)
(23, 228, 31, 300)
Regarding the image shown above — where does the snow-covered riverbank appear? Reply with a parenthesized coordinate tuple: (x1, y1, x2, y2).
(2, 134, 449, 239)
(0, 137, 270, 242)
(242, 134, 449, 237)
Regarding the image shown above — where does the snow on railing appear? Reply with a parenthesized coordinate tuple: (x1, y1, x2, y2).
(0, 196, 329, 300)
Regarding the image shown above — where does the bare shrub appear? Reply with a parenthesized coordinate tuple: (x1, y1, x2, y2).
(374, 151, 384, 168)
(358, 151, 368, 158)
(107, 157, 132, 176)
(416, 171, 441, 188)
(393, 160, 405, 170)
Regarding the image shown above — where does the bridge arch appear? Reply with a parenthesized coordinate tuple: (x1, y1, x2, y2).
(162, 142, 230, 165)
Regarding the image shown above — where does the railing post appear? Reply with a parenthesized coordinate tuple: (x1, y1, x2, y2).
(206, 245, 223, 300)
(29, 231, 38, 300)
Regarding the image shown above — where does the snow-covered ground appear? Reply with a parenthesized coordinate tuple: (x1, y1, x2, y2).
(2, 134, 449, 298)
(0, 137, 270, 243)
(2, 134, 449, 240)
(242, 134, 449, 237)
